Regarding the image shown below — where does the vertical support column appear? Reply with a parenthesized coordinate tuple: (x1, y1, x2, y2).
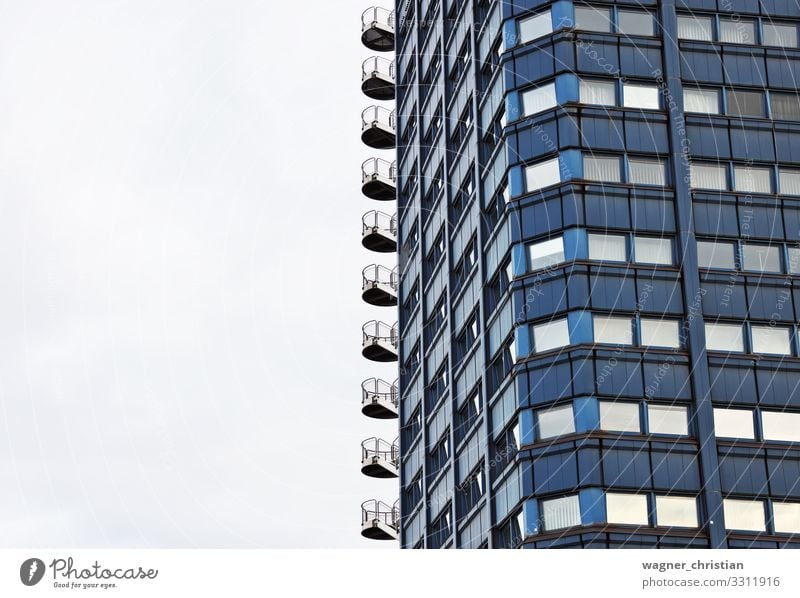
(658, 0, 726, 548)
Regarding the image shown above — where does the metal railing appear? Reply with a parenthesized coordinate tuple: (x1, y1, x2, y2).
(361, 377, 399, 409)
(361, 7, 395, 32)
(362, 56, 396, 83)
(362, 320, 398, 348)
(361, 499, 399, 529)
(361, 437, 399, 465)
(362, 264, 398, 290)
(361, 106, 396, 133)
(362, 210, 397, 236)
(362, 157, 397, 184)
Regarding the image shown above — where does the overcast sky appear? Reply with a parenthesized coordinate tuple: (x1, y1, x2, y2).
(0, 0, 397, 547)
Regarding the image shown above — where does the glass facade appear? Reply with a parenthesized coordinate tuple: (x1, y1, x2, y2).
(394, 0, 800, 548)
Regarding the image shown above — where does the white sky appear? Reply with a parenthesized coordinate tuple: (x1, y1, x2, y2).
(0, 0, 397, 547)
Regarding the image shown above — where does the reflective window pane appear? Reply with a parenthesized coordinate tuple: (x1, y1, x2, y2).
(640, 319, 681, 348)
(574, 6, 611, 33)
(772, 92, 800, 122)
(518, 11, 552, 44)
(677, 15, 713, 41)
(526, 157, 561, 191)
(533, 318, 570, 353)
(647, 405, 689, 436)
(584, 155, 622, 182)
(623, 84, 660, 109)
(690, 163, 727, 190)
(723, 498, 765, 532)
(763, 23, 798, 48)
(634, 237, 673, 265)
(733, 166, 772, 194)
(727, 89, 765, 117)
(697, 240, 735, 269)
(751, 326, 791, 356)
(522, 82, 557, 116)
(705, 322, 744, 352)
(599, 401, 641, 433)
(579, 79, 616, 106)
(684, 88, 720, 114)
(618, 11, 654, 37)
(779, 169, 800, 196)
(713, 408, 754, 439)
(762, 411, 800, 443)
(773, 502, 800, 534)
(606, 493, 649, 525)
(741, 244, 781, 273)
(538, 404, 575, 439)
(720, 19, 756, 45)
(594, 316, 633, 345)
(588, 233, 626, 262)
(541, 495, 581, 531)
(529, 237, 565, 270)
(656, 496, 698, 528)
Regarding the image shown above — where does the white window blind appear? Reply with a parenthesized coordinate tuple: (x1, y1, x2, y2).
(762, 412, 800, 443)
(647, 405, 689, 435)
(640, 318, 680, 348)
(526, 157, 561, 191)
(677, 15, 713, 41)
(733, 166, 772, 193)
(606, 493, 649, 525)
(720, 19, 756, 45)
(584, 155, 621, 182)
(599, 401, 641, 433)
(618, 11, 654, 37)
(696, 240, 735, 269)
(541, 495, 581, 531)
(588, 233, 626, 262)
(533, 318, 570, 353)
(629, 159, 666, 186)
(574, 6, 612, 33)
(522, 82, 557, 116)
(690, 163, 727, 190)
(623, 84, 659, 109)
(656, 496, 698, 528)
(538, 404, 575, 439)
(704, 322, 744, 352)
(594, 316, 633, 345)
(751, 326, 792, 356)
(518, 11, 552, 44)
(684, 88, 719, 113)
(713, 408, 754, 439)
(634, 237, 672, 265)
(763, 23, 798, 48)
(579, 79, 616, 106)
(741, 244, 780, 273)
(772, 93, 800, 121)
(529, 237, 565, 270)
(723, 499, 765, 532)
(773, 502, 800, 533)
(779, 169, 800, 196)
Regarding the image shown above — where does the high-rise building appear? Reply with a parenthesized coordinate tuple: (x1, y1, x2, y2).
(370, 0, 800, 548)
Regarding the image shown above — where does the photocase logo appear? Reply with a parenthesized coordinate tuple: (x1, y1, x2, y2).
(20, 558, 46, 586)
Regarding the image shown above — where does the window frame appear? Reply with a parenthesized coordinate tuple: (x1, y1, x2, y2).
(599, 400, 641, 433)
(713, 407, 755, 440)
(528, 236, 566, 272)
(521, 81, 558, 117)
(647, 404, 689, 436)
(517, 10, 553, 45)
